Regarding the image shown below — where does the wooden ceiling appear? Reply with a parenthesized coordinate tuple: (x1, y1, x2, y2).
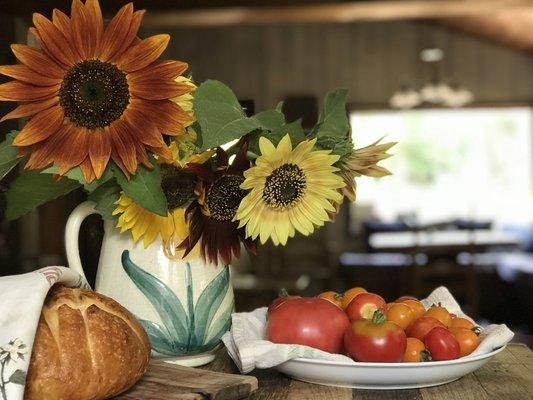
(3, 0, 533, 52)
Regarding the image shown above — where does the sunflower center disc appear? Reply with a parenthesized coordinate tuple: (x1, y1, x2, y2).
(206, 174, 246, 221)
(160, 165, 197, 210)
(59, 60, 130, 129)
(263, 163, 307, 209)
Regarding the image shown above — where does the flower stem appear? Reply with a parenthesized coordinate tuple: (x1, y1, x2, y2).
(0, 360, 7, 400)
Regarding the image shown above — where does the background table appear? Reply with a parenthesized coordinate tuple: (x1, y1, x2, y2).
(203, 344, 532, 399)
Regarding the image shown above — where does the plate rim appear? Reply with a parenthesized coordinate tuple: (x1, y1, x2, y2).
(285, 345, 505, 368)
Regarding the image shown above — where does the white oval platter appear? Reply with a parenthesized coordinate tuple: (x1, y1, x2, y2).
(274, 346, 505, 390)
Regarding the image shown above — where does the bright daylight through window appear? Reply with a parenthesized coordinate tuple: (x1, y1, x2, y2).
(350, 108, 533, 227)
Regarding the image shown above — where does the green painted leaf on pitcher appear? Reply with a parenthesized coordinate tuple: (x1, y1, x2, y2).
(193, 266, 231, 343)
(205, 300, 234, 344)
(139, 319, 188, 356)
(121, 251, 189, 344)
(121, 250, 233, 356)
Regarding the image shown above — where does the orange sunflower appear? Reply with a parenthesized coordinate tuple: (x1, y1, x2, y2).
(0, 0, 194, 181)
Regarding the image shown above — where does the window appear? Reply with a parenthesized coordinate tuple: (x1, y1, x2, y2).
(349, 107, 533, 228)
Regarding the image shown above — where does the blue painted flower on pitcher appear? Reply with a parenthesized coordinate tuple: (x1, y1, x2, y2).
(121, 250, 233, 356)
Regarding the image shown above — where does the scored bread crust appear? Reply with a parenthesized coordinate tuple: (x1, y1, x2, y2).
(24, 285, 151, 400)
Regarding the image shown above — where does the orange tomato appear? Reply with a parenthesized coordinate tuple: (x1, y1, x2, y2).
(396, 295, 418, 302)
(341, 287, 367, 310)
(397, 299, 426, 322)
(403, 337, 431, 362)
(317, 291, 343, 308)
(450, 317, 476, 331)
(425, 305, 452, 328)
(385, 303, 414, 330)
(451, 327, 480, 357)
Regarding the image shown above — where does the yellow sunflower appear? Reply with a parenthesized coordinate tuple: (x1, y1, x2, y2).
(113, 139, 214, 258)
(171, 76, 196, 127)
(0, 0, 194, 181)
(339, 138, 396, 202)
(235, 134, 345, 246)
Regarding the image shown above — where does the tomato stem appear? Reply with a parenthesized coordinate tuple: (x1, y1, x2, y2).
(421, 349, 432, 362)
(279, 288, 289, 298)
(472, 326, 482, 336)
(372, 309, 387, 324)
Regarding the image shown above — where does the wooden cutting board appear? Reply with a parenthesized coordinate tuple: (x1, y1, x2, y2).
(115, 360, 258, 400)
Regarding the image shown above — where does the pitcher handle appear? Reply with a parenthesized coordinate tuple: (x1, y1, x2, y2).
(65, 201, 100, 285)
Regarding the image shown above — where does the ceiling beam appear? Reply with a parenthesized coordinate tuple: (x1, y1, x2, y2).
(142, 0, 533, 28)
(441, 8, 533, 51)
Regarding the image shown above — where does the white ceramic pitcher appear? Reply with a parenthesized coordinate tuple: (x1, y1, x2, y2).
(65, 201, 234, 367)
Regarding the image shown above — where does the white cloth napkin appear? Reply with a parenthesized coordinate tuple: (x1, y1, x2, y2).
(222, 286, 514, 374)
(0, 267, 88, 400)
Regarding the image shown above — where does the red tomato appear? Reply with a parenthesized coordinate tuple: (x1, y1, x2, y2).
(267, 298, 350, 354)
(344, 310, 407, 362)
(345, 292, 386, 321)
(267, 289, 300, 315)
(424, 327, 460, 361)
(406, 317, 445, 341)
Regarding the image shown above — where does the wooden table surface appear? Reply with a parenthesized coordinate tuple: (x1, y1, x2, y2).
(202, 344, 533, 400)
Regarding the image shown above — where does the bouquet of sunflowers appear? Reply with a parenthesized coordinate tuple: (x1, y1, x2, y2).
(0, 0, 395, 266)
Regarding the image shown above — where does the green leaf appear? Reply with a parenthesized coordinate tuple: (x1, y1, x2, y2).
(41, 164, 113, 192)
(5, 171, 80, 220)
(275, 101, 284, 113)
(121, 250, 190, 345)
(248, 119, 307, 156)
(279, 119, 307, 143)
(113, 157, 167, 217)
(252, 110, 285, 131)
(313, 88, 350, 138)
(9, 369, 26, 385)
(87, 180, 121, 220)
(0, 131, 22, 181)
(194, 80, 261, 150)
(316, 135, 355, 164)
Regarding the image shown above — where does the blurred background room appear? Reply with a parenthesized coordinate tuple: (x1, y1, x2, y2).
(1, 0, 532, 346)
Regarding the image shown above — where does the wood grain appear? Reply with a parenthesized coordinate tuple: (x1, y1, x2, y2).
(198, 344, 532, 400)
(116, 359, 258, 400)
(142, 0, 533, 27)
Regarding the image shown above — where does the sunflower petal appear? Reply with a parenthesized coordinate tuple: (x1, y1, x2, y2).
(89, 130, 112, 179)
(1, 97, 58, 122)
(10, 45, 64, 78)
(52, 9, 73, 42)
(13, 106, 64, 146)
(110, 121, 138, 175)
(25, 125, 70, 170)
(133, 60, 189, 80)
(85, 0, 104, 55)
(122, 107, 166, 147)
(131, 99, 191, 136)
(100, 4, 137, 61)
(0, 65, 62, 87)
(32, 13, 78, 67)
(110, 10, 145, 63)
(70, 0, 93, 59)
(79, 157, 96, 182)
(129, 78, 193, 101)
(117, 34, 170, 73)
(0, 81, 60, 102)
(55, 124, 89, 174)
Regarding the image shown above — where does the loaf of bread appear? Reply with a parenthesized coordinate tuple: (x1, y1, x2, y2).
(24, 285, 151, 400)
